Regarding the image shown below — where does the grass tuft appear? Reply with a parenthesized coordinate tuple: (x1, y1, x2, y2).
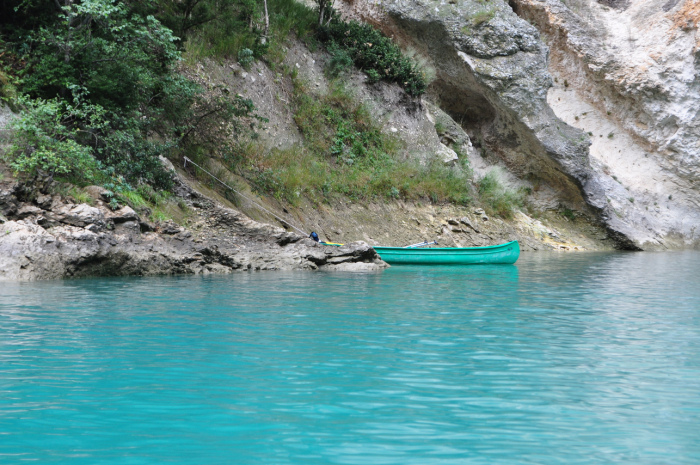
(477, 167, 525, 218)
(69, 187, 93, 205)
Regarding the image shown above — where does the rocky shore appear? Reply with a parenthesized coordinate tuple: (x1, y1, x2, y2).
(0, 171, 386, 281)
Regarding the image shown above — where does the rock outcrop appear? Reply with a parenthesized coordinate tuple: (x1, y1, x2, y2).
(0, 173, 386, 281)
(510, 0, 700, 248)
(338, 0, 700, 249)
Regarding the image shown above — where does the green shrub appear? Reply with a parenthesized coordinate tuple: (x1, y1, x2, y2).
(3, 97, 102, 182)
(238, 48, 255, 69)
(2, 0, 266, 192)
(151, 207, 172, 222)
(179, 0, 316, 65)
(69, 187, 93, 205)
(120, 190, 149, 210)
(0, 68, 18, 105)
(561, 208, 575, 220)
(477, 167, 524, 218)
(318, 20, 427, 96)
(293, 82, 395, 166)
(325, 41, 353, 77)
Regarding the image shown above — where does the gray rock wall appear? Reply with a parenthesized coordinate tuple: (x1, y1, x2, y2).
(511, 0, 700, 249)
(338, 0, 700, 249)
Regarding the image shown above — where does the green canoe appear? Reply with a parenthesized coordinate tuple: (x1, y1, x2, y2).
(374, 241, 520, 265)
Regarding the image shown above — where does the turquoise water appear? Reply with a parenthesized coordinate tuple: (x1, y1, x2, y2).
(1, 252, 700, 464)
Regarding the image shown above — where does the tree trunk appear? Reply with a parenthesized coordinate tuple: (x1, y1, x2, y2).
(318, 0, 333, 26)
(261, 0, 269, 45)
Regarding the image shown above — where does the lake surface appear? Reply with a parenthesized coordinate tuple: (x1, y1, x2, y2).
(1, 252, 699, 464)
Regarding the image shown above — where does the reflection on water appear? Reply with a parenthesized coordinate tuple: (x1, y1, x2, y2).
(1, 252, 699, 464)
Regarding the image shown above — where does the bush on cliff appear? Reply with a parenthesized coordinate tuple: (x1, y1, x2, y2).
(1, 0, 261, 191)
(318, 19, 427, 96)
(477, 167, 525, 218)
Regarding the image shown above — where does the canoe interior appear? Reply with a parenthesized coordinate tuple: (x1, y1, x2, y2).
(374, 241, 520, 265)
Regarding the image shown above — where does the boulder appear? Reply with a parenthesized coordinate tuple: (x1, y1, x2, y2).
(436, 143, 459, 165)
(35, 194, 52, 209)
(107, 206, 139, 223)
(0, 183, 19, 216)
(84, 185, 112, 202)
(459, 216, 480, 233)
(16, 205, 43, 219)
(159, 220, 182, 235)
(56, 204, 106, 227)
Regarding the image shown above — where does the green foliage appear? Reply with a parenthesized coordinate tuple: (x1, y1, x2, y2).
(0, 69, 19, 105)
(238, 48, 255, 69)
(136, 183, 171, 206)
(22, 1, 180, 111)
(477, 168, 525, 218)
(120, 190, 149, 209)
(324, 41, 353, 78)
(117, 184, 178, 222)
(2, 0, 262, 191)
(268, 0, 317, 41)
(179, 0, 316, 66)
(151, 0, 220, 41)
(108, 197, 120, 210)
(69, 186, 93, 205)
(293, 81, 396, 165)
(239, 81, 471, 205)
(3, 0, 184, 188)
(3, 97, 102, 181)
(318, 20, 427, 96)
(151, 207, 172, 222)
(561, 208, 575, 221)
(178, 90, 267, 166)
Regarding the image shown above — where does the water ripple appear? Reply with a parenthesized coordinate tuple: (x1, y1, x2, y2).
(1, 252, 699, 464)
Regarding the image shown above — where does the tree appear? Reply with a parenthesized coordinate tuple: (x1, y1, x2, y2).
(4, 0, 265, 188)
(6, 0, 184, 187)
(154, 0, 216, 42)
(260, 0, 269, 45)
(317, 0, 334, 26)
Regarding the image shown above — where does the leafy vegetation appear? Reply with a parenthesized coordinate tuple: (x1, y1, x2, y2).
(1, 0, 261, 193)
(234, 80, 471, 206)
(561, 207, 575, 221)
(318, 20, 427, 96)
(180, 0, 317, 66)
(69, 186, 93, 205)
(477, 167, 525, 218)
(5, 96, 103, 181)
(1, 0, 483, 218)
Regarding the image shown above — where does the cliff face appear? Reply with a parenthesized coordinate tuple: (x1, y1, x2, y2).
(339, 0, 700, 249)
(512, 0, 700, 246)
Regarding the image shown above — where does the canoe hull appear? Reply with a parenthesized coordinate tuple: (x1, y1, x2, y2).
(374, 241, 520, 265)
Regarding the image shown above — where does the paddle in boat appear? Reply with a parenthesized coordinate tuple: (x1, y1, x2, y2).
(373, 240, 520, 265)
